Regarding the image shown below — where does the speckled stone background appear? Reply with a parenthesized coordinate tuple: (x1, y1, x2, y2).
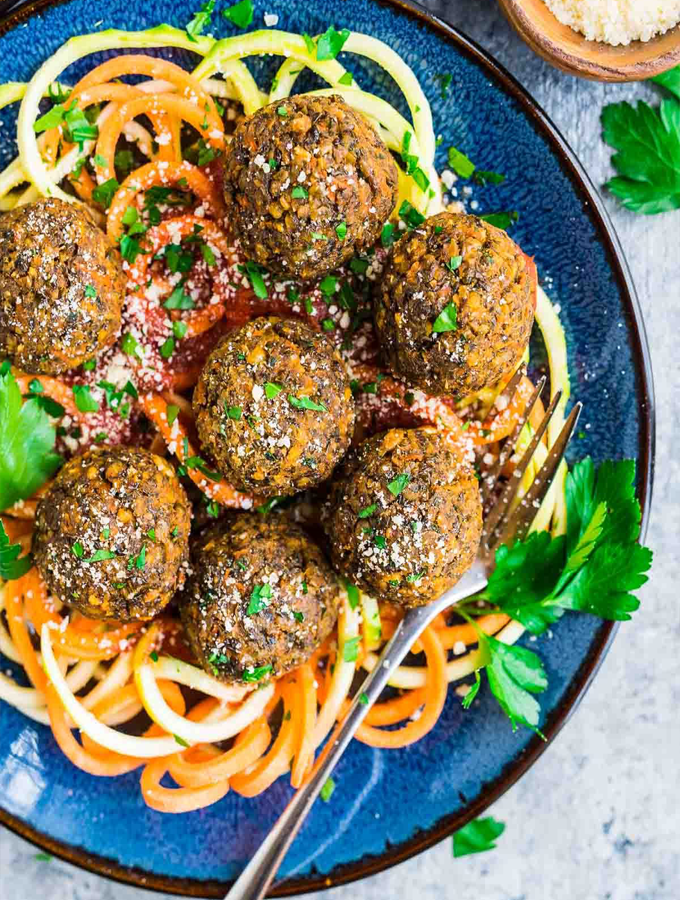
(0, 0, 677, 898)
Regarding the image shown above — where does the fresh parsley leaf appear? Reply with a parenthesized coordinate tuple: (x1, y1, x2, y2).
(652, 65, 680, 101)
(302, 33, 316, 54)
(222, 0, 254, 28)
(316, 26, 350, 61)
(432, 302, 458, 333)
(164, 284, 194, 310)
(387, 473, 410, 496)
(461, 670, 481, 709)
(0, 519, 33, 580)
(72, 384, 99, 413)
(242, 260, 268, 299)
(242, 664, 273, 683)
(225, 405, 242, 420)
(342, 578, 360, 609)
(186, 0, 215, 41)
(92, 177, 119, 208)
(291, 185, 308, 199)
(602, 98, 680, 214)
(475, 169, 505, 186)
(453, 817, 505, 857)
(446, 255, 462, 272)
(264, 382, 282, 399)
(33, 104, 66, 133)
(247, 583, 273, 616)
(381, 222, 396, 247)
(288, 394, 327, 412)
(480, 632, 548, 734)
(166, 404, 180, 426)
(83, 549, 117, 563)
(358, 503, 377, 519)
(479, 211, 518, 230)
(320, 777, 336, 801)
(398, 199, 426, 229)
(121, 333, 141, 359)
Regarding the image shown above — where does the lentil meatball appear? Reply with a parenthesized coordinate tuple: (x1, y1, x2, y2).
(322, 427, 482, 606)
(374, 212, 535, 396)
(0, 198, 125, 374)
(222, 94, 399, 281)
(180, 513, 340, 683)
(33, 447, 191, 621)
(193, 316, 355, 498)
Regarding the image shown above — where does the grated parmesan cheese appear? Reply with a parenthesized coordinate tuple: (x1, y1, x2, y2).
(544, 0, 680, 45)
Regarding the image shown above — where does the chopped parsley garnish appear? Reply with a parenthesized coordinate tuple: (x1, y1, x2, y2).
(242, 664, 273, 683)
(84, 284, 97, 299)
(342, 578, 360, 609)
(316, 26, 350, 61)
(435, 73, 453, 99)
(166, 404, 180, 426)
(276, 106, 288, 117)
(63, 105, 98, 149)
(241, 259, 268, 299)
(130, 545, 147, 570)
(114, 149, 135, 176)
(291, 185, 308, 199)
(380, 222, 396, 247)
(72, 542, 84, 558)
(173, 320, 188, 340)
(406, 571, 424, 583)
(150, 651, 159, 663)
(374, 534, 387, 550)
(264, 382, 283, 400)
(311, 231, 328, 241)
(163, 284, 194, 310)
(302, 33, 316, 54)
(342, 636, 360, 662)
(338, 71, 354, 86)
(0, 519, 33, 580)
(92, 177, 119, 208)
(387, 473, 410, 496)
(358, 504, 377, 519)
(186, 0, 215, 41)
(432, 302, 458, 334)
(222, 0, 254, 28)
(446, 255, 463, 272)
(447, 145, 476, 179)
(321, 318, 335, 331)
(453, 817, 505, 857)
(349, 257, 369, 275)
(200, 242, 217, 267)
(121, 332, 141, 359)
(475, 169, 506, 186)
(479, 211, 519, 230)
(288, 394, 327, 412)
(320, 776, 336, 802)
(159, 337, 175, 359)
(335, 221, 347, 240)
(33, 104, 67, 133)
(225, 405, 242, 420)
(404, 391, 415, 406)
(174, 734, 190, 747)
(247, 583, 273, 616)
(82, 358, 97, 371)
(304, 297, 314, 315)
(319, 275, 337, 297)
(72, 384, 99, 413)
(83, 549, 117, 563)
(359, 692, 369, 705)
(398, 199, 426, 229)
(147, 528, 156, 541)
(293, 611, 304, 623)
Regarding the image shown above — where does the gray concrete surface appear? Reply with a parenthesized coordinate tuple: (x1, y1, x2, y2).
(1, 1, 678, 898)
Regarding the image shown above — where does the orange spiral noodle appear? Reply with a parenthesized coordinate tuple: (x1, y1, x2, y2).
(131, 215, 232, 338)
(137, 393, 256, 509)
(106, 160, 225, 242)
(353, 625, 448, 748)
(22, 568, 143, 661)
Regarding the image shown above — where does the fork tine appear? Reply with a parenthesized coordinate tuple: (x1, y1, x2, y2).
(480, 374, 547, 504)
(490, 401, 583, 550)
(482, 388, 563, 546)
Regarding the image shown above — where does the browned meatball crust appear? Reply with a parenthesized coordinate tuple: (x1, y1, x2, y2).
(322, 427, 482, 606)
(374, 212, 535, 396)
(0, 198, 125, 374)
(33, 447, 191, 621)
(222, 94, 399, 281)
(180, 514, 340, 683)
(193, 316, 355, 498)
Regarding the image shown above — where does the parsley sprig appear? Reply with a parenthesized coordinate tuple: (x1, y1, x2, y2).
(461, 458, 651, 735)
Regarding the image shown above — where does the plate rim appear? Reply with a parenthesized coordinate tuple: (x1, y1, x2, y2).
(0, 0, 656, 895)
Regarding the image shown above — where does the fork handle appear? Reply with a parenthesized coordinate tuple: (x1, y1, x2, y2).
(225, 564, 488, 900)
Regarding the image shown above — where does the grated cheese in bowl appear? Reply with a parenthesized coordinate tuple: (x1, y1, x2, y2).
(544, 0, 680, 45)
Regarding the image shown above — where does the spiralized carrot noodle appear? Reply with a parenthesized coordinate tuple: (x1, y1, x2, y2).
(4, 574, 48, 692)
(230, 681, 298, 797)
(130, 214, 232, 338)
(140, 756, 230, 814)
(71, 54, 221, 127)
(96, 93, 224, 185)
(167, 719, 271, 789)
(354, 625, 448, 748)
(22, 568, 143, 661)
(435, 613, 510, 651)
(138, 392, 256, 509)
(290, 664, 317, 788)
(106, 160, 225, 242)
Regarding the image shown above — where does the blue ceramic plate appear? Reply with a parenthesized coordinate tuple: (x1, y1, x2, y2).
(0, 0, 654, 895)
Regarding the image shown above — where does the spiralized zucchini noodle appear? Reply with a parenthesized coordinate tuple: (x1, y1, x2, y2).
(0, 25, 570, 813)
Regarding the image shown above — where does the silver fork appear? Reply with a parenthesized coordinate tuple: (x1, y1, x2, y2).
(226, 382, 582, 900)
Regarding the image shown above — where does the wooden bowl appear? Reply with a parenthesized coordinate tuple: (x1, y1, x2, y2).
(497, 0, 680, 80)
